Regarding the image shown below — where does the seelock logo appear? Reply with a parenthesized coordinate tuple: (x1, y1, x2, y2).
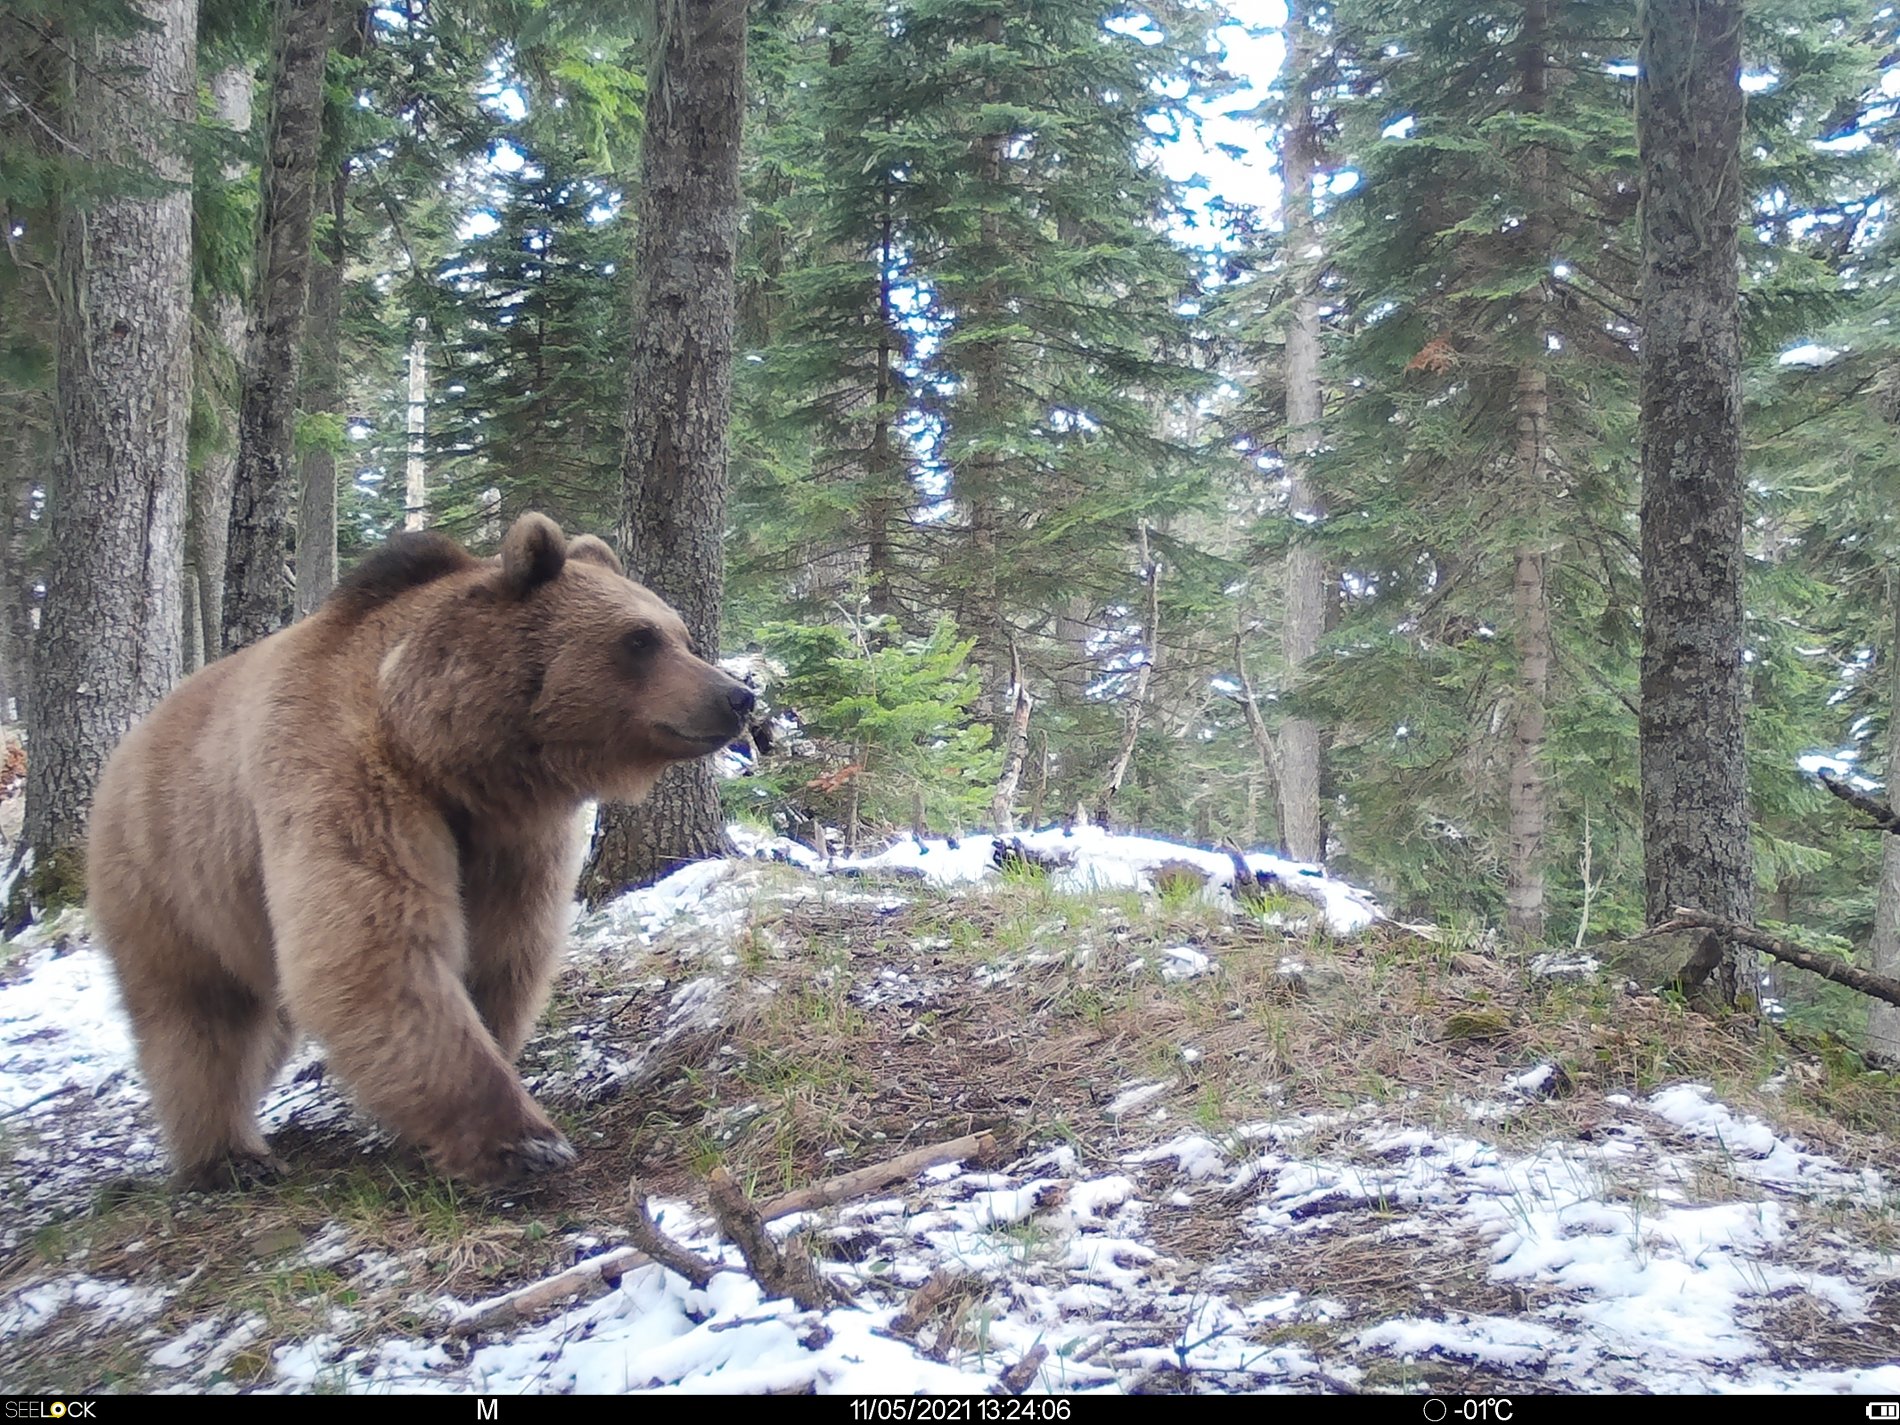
(5, 1404, 98, 1419)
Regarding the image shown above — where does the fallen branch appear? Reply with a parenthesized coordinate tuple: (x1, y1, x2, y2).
(627, 1177, 722, 1288)
(757, 1130, 998, 1220)
(709, 1166, 847, 1312)
(1658, 908, 1900, 1008)
(449, 1245, 652, 1336)
(1818, 769, 1900, 836)
(889, 1268, 964, 1337)
(454, 1131, 994, 1335)
(994, 1344, 1048, 1395)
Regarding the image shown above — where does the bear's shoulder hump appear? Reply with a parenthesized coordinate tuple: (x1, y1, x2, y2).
(325, 532, 480, 622)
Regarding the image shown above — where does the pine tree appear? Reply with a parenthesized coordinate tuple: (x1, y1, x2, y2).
(583, 0, 750, 896)
(223, 0, 336, 652)
(1637, 0, 1753, 999)
(17, 0, 198, 914)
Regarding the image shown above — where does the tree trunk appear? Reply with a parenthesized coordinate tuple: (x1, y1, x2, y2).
(1277, 6, 1327, 864)
(962, 10, 1010, 722)
(1505, 1, 1554, 945)
(991, 642, 1033, 832)
(403, 320, 428, 531)
(187, 61, 254, 664)
(581, 0, 749, 900)
(1636, 0, 1754, 1003)
(1098, 527, 1159, 821)
(17, 0, 197, 914)
(1869, 577, 1900, 1057)
(295, 156, 347, 618)
(223, 0, 337, 653)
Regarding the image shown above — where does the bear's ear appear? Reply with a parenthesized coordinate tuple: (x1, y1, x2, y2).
(499, 512, 567, 595)
(566, 535, 624, 578)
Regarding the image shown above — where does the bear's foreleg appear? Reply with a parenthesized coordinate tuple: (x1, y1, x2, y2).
(264, 827, 575, 1186)
(461, 820, 585, 1061)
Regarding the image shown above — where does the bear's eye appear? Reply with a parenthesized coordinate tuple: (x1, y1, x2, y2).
(619, 627, 661, 663)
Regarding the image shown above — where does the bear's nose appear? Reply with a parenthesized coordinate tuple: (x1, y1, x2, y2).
(729, 684, 757, 719)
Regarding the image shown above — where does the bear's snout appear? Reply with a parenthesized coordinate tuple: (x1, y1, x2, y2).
(728, 682, 756, 720)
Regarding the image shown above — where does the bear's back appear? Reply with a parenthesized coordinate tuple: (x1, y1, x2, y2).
(321, 532, 481, 628)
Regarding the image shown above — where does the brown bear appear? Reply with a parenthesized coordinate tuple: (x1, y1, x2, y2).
(86, 513, 753, 1190)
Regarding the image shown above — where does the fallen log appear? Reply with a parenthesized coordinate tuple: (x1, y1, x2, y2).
(1658, 908, 1900, 1008)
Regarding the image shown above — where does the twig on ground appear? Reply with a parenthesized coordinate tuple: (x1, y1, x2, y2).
(756, 1131, 997, 1220)
(708, 1165, 848, 1311)
(889, 1268, 964, 1337)
(1658, 907, 1900, 1008)
(628, 1177, 722, 1288)
(449, 1246, 652, 1336)
(456, 1131, 994, 1333)
(994, 1344, 1048, 1395)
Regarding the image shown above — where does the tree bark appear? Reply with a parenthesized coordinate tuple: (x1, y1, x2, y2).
(187, 62, 254, 663)
(582, 0, 749, 900)
(402, 320, 427, 531)
(295, 156, 347, 618)
(1870, 577, 1900, 1056)
(1098, 527, 1159, 821)
(18, 0, 198, 913)
(223, 0, 337, 653)
(1278, 6, 1328, 865)
(1506, 1, 1554, 945)
(991, 642, 1033, 832)
(962, 10, 1011, 722)
(1636, 0, 1754, 1004)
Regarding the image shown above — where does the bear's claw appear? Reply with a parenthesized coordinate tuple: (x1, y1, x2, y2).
(173, 1150, 290, 1194)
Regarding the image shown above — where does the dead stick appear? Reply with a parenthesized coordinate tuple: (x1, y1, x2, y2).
(1818, 770, 1900, 835)
(708, 1165, 844, 1312)
(755, 1131, 997, 1220)
(449, 1245, 651, 1335)
(456, 1131, 991, 1335)
(890, 1268, 963, 1337)
(995, 1343, 1048, 1395)
(628, 1177, 722, 1288)
(1658, 908, 1900, 1008)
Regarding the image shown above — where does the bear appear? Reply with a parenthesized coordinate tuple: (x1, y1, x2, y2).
(86, 512, 755, 1190)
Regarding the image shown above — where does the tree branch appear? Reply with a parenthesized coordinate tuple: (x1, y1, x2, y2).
(1657, 907, 1900, 1008)
(1818, 769, 1900, 835)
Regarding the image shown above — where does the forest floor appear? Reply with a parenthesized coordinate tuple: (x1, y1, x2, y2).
(1, 828, 1898, 1395)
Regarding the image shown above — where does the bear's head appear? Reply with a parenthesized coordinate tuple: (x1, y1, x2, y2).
(369, 512, 755, 811)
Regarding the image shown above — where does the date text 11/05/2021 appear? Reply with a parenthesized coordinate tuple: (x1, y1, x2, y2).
(849, 1400, 1073, 1421)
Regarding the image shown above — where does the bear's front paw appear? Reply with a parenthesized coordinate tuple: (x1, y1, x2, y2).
(457, 1128, 576, 1188)
(172, 1150, 290, 1194)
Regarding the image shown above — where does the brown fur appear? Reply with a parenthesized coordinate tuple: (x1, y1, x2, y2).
(87, 513, 753, 1190)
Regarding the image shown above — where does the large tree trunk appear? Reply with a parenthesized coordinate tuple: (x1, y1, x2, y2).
(1636, 0, 1754, 1003)
(1277, 6, 1327, 864)
(17, 0, 197, 914)
(961, 10, 1011, 723)
(581, 0, 749, 900)
(187, 62, 255, 664)
(295, 157, 348, 618)
(1505, 0, 1554, 944)
(1869, 578, 1900, 1058)
(223, 0, 336, 653)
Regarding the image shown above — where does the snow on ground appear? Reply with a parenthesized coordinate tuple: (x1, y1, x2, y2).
(819, 825, 1382, 936)
(240, 1095, 1895, 1394)
(2, 829, 1896, 1393)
